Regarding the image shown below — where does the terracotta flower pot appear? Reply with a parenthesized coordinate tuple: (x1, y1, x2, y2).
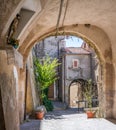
(36, 111, 44, 120)
(86, 111, 94, 118)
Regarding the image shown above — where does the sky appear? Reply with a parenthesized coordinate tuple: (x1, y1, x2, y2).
(64, 36, 83, 47)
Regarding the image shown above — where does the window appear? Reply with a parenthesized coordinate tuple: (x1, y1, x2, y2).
(72, 59, 79, 68)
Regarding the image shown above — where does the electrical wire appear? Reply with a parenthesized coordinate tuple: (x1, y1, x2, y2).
(62, 0, 69, 29)
(55, 0, 64, 37)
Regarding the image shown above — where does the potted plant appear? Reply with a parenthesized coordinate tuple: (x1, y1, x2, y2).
(35, 106, 46, 120)
(34, 56, 60, 111)
(83, 79, 95, 118)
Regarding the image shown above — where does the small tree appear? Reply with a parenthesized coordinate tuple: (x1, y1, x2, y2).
(34, 56, 60, 111)
(83, 79, 99, 118)
(83, 79, 93, 109)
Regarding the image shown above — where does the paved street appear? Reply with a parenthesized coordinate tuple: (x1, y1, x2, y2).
(20, 108, 116, 130)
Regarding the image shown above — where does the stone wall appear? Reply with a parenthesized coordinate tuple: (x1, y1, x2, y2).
(18, 68, 25, 123)
(65, 54, 91, 81)
(0, 88, 5, 130)
(0, 50, 20, 130)
(62, 54, 92, 104)
(26, 52, 39, 114)
(0, 0, 116, 120)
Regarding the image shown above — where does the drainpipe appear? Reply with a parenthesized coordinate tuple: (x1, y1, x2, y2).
(90, 53, 93, 80)
(64, 55, 66, 102)
(57, 40, 60, 99)
(24, 64, 28, 120)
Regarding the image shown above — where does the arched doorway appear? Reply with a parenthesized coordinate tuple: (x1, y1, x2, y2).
(69, 79, 85, 108)
(69, 79, 98, 110)
(69, 81, 82, 108)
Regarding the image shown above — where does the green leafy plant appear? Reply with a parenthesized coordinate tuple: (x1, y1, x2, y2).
(83, 79, 93, 109)
(43, 96, 53, 111)
(83, 80, 99, 118)
(34, 56, 60, 111)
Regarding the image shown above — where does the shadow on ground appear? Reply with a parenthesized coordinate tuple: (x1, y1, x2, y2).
(107, 119, 116, 124)
(20, 100, 85, 130)
(20, 120, 41, 130)
(20, 108, 83, 130)
(45, 108, 83, 120)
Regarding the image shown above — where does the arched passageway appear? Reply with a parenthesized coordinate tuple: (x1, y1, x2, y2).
(0, 1, 116, 130)
(0, 27, 113, 129)
(69, 79, 98, 109)
(69, 79, 84, 108)
(21, 27, 111, 117)
(0, 25, 114, 130)
(33, 35, 101, 109)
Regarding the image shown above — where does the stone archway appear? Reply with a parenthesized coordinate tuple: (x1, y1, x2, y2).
(70, 82, 82, 107)
(19, 24, 114, 118)
(0, 0, 114, 119)
(0, 1, 116, 130)
(69, 78, 99, 114)
(69, 79, 84, 108)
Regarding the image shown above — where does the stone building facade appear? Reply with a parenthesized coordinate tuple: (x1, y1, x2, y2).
(33, 36, 66, 100)
(60, 47, 92, 104)
(33, 36, 97, 106)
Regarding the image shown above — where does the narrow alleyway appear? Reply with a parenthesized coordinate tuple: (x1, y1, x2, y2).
(20, 102, 116, 130)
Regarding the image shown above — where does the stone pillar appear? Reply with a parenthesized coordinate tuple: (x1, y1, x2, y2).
(0, 49, 20, 130)
(0, 88, 6, 130)
(26, 52, 39, 113)
(18, 68, 26, 123)
(104, 62, 114, 118)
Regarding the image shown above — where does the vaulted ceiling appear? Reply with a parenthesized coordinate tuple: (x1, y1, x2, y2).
(1, 0, 116, 62)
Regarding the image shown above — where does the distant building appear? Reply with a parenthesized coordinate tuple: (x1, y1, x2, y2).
(33, 36, 66, 100)
(33, 37, 98, 107)
(60, 45, 95, 105)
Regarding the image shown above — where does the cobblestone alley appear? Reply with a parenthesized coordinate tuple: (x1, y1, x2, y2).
(20, 109, 116, 130)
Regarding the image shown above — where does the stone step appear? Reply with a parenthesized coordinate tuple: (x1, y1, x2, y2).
(52, 101, 67, 110)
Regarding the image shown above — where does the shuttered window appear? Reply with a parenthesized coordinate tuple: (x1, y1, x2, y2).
(72, 59, 79, 68)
